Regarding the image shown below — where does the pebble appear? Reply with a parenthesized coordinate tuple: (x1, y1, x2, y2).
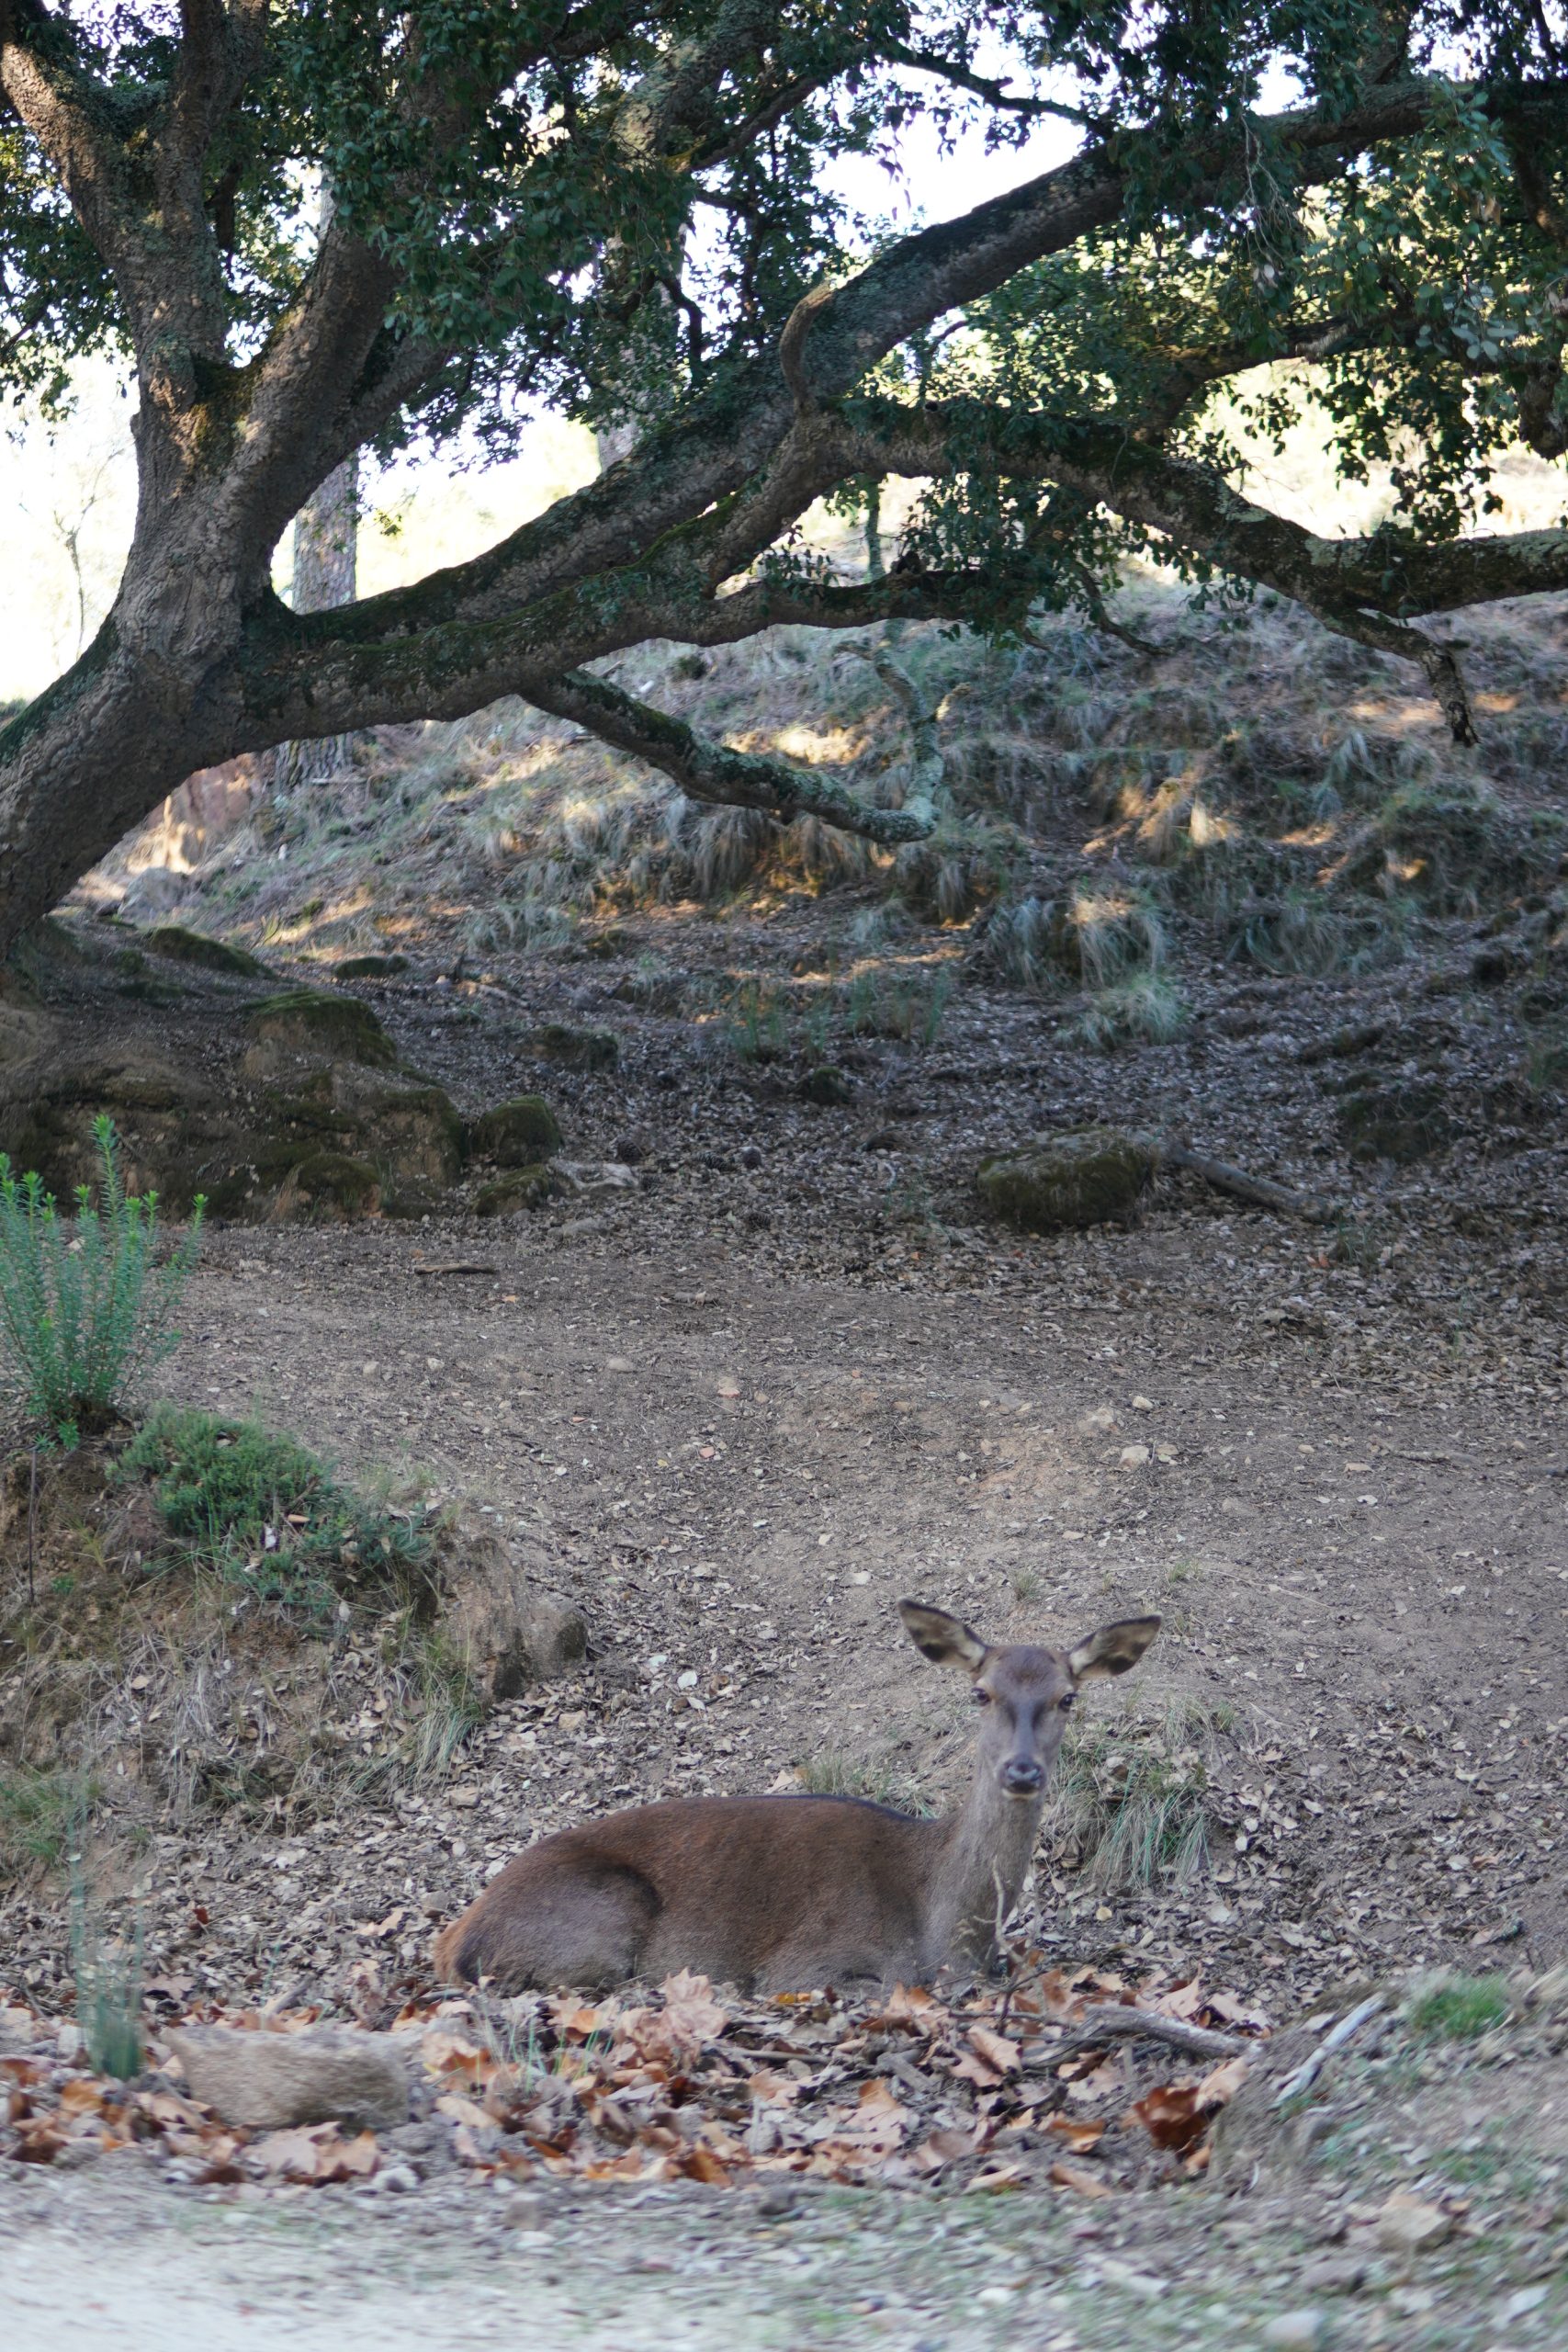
(1262, 2312, 1325, 2349)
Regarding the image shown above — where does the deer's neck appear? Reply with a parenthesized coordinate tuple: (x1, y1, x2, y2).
(927, 1770, 1044, 1964)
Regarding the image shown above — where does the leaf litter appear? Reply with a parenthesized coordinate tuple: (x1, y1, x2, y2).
(0, 1953, 1264, 2193)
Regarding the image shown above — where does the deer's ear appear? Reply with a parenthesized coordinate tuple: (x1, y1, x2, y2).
(898, 1599, 988, 1673)
(1068, 1615, 1162, 1682)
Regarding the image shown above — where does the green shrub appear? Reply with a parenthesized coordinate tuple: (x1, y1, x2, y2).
(122, 1404, 435, 1619)
(1406, 1973, 1511, 2042)
(71, 1859, 143, 2080)
(0, 1115, 204, 1445)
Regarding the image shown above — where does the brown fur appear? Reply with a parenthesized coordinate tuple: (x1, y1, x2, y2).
(432, 1600, 1159, 1994)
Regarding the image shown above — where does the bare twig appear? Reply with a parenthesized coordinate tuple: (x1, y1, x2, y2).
(412, 1261, 500, 1277)
(28, 1442, 39, 1606)
(1047, 2004, 1248, 2066)
(1269, 1996, 1383, 2109)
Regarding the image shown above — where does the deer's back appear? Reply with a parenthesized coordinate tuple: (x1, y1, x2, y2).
(434, 1792, 941, 1992)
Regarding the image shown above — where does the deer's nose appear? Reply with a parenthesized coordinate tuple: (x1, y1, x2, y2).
(1001, 1758, 1043, 1795)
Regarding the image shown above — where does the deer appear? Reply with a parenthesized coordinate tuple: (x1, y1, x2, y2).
(433, 1599, 1159, 1995)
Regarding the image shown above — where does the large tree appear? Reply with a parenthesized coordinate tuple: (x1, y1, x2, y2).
(3, 0, 1568, 957)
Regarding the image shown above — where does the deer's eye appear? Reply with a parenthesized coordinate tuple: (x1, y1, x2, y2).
(972, 1687, 992, 1706)
(1059, 1691, 1077, 1711)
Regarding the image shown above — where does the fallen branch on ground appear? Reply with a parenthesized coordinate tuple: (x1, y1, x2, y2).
(1050, 2005, 1249, 2065)
(1159, 1140, 1343, 1225)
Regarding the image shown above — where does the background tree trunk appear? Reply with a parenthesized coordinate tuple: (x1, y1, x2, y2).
(273, 454, 360, 791)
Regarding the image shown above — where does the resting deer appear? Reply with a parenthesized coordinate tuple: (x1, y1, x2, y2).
(433, 1599, 1159, 1994)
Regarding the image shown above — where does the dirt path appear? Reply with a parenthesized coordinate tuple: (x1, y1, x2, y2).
(96, 1198, 1555, 2006)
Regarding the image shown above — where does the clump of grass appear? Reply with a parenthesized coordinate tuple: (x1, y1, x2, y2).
(1072, 969, 1189, 1049)
(1064, 888, 1168, 987)
(121, 1405, 435, 1620)
(0, 1116, 204, 1445)
(725, 977, 791, 1063)
(980, 896, 1063, 990)
(402, 1628, 485, 1779)
(1222, 888, 1355, 977)
(843, 963, 954, 1044)
(796, 1748, 931, 1812)
(1356, 781, 1562, 915)
(0, 1764, 91, 1874)
(1046, 1702, 1215, 1891)
(1406, 1973, 1511, 2042)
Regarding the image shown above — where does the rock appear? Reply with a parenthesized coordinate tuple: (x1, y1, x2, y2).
(276, 1150, 380, 1220)
(475, 1165, 558, 1216)
(1298, 2257, 1367, 2294)
(242, 989, 398, 1072)
(1375, 2192, 1451, 2256)
(438, 1510, 588, 1704)
(471, 1094, 562, 1163)
(1262, 2314, 1326, 2350)
(798, 1064, 853, 1105)
(556, 1159, 636, 1193)
(525, 1022, 618, 1071)
(976, 1126, 1156, 1232)
(332, 953, 411, 981)
(117, 867, 186, 918)
(167, 2025, 409, 2131)
(221, 1067, 465, 1219)
(1119, 1443, 1151, 1467)
(146, 925, 269, 978)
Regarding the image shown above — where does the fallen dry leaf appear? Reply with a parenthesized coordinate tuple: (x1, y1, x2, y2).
(968, 2024, 1021, 2075)
(1127, 2084, 1209, 2154)
(1049, 2160, 1115, 2199)
(1044, 2115, 1106, 2152)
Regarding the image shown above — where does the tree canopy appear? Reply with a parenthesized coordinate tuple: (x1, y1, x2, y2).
(4, 0, 1568, 952)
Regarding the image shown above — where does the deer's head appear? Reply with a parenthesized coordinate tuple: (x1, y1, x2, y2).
(899, 1599, 1161, 1801)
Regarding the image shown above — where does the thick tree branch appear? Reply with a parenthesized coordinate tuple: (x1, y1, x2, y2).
(0, 4, 140, 296)
(522, 668, 938, 841)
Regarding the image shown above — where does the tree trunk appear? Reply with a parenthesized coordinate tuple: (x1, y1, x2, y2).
(273, 454, 360, 790)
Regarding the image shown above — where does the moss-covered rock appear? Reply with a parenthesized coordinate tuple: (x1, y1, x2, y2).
(243, 989, 396, 1071)
(470, 1094, 562, 1163)
(798, 1063, 854, 1105)
(525, 1022, 618, 1071)
(246, 1069, 465, 1216)
(332, 953, 411, 982)
(474, 1165, 558, 1216)
(147, 926, 269, 978)
(1337, 1081, 1455, 1163)
(278, 1152, 380, 1219)
(977, 1126, 1156, 1231)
